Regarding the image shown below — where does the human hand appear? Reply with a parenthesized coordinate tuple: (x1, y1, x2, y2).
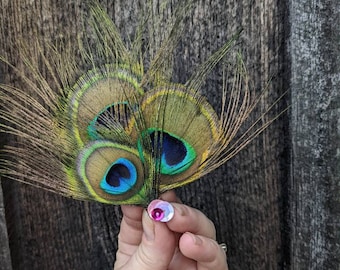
(114, 191, 228, 270)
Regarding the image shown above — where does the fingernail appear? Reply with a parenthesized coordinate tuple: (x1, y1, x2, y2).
(187, 232, 203, 246)
(143, 210, 155, 241)
(147, 199, 174, 222)
(172, 203, 186, 216)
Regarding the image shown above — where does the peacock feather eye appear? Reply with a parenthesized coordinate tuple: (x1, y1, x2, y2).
(76, 140, 153, 204)
(67, 66, 143, 147)
(129, 87, 220, 190)
(95, 102, 130, 128)
(100, 158, 137, 195)
(143, 129, 196, 175)
(87, 101, 132, 140)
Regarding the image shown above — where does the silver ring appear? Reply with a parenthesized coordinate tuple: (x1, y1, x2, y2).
(219, 243, 227, 253)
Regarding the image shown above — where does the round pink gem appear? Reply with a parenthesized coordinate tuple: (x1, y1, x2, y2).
(147, 199, 175, 222)
(151, 208, 164, 221)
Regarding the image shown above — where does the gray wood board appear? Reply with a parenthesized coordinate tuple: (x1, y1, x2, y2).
(289, 0, 340, 269)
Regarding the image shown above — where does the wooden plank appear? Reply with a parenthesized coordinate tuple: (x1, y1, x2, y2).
(0, 179, 12, 270)
(0, 50, 12, 270)
(289, 0, 340, 268)
(0, 0, 288, 269)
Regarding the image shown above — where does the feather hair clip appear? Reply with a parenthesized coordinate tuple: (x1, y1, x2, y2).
(0, 0, 284, 206)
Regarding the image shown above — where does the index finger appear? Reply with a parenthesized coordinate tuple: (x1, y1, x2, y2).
(166, 202, 216, 239)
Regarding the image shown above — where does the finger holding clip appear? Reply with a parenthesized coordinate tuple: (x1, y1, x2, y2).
(147, 199, 216, 240)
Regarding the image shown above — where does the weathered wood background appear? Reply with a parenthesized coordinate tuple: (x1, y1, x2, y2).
(0, 0, 339, 269)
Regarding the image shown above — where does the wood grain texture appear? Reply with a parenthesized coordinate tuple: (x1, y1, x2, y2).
(289, 0, 340, 269)
(0, 0, 290, 269)
(0, 180, 12, 270)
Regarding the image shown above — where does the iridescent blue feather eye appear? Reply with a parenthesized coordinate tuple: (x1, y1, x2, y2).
(143, 129, 197, 175)
(100, 158, 137, 195)
(88, 102, 130, 139)
(75, 140, 150, 204)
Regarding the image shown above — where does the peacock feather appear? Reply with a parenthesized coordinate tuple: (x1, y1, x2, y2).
(0, 1, 283, 206)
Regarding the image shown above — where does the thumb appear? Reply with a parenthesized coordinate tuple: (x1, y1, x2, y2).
(122, 210, 176, 270)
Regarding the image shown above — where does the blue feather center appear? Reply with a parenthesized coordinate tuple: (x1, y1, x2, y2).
(100, 158, 137, 194)
(88, 102, 129, 139)
(141, 129, 196, 175)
